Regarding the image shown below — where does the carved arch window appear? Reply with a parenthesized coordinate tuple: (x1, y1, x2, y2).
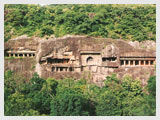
(87, 56, 93, 64)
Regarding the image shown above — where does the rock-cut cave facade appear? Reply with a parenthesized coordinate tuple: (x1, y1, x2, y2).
(4, 35, 156, 86)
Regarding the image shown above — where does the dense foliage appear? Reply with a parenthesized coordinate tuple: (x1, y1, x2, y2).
(4, 71, 156, 116)
(4, 4, 156, 42)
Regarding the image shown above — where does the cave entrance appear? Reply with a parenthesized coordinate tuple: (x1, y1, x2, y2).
(102, 57, 117, 62)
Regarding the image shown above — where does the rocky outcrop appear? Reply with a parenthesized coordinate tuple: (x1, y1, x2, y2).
(4, 58, 36, 81)
(4, 35, 156, 86)
(128, 40, 156, 50)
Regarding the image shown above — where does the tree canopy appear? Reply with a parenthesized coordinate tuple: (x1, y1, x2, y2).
(4, 71, 156, 116)
(4, 4, 156, 42)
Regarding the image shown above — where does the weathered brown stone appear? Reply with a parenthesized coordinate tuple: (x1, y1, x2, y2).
(4, 35, 156, 86)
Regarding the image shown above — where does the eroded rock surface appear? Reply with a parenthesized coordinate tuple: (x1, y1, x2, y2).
(4, 35, 156, 86)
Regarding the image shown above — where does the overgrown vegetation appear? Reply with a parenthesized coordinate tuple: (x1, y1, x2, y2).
(4, 71, 156, 116)
(4, 4, 156, 42)
(4, 4, 156, 116)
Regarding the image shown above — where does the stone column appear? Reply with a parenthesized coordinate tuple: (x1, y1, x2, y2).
(149, 61, 151, 66)
(124, 60, 126, 66)
(154, 60, 156, 65)
(9, 54, 11, 57)
(128, 61, 130, 66)
(144, 61, 146, 66)
(140, 61, 142, 66)
(133, 61, 135, 66)
(13, 54, 15, 57)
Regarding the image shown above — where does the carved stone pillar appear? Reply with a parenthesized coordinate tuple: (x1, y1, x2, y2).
(149, 61, 151, 66)
(154, 60, 156, 65)
(133, 61, 135, 66)
(128, 61, 130, 66)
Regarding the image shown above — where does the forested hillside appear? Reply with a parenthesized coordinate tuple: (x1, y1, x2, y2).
(4, 4, 156, 42)
(4, 4, 156, 116)
(5, 71, 156, 116)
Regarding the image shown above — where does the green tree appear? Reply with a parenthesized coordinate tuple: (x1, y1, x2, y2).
(50, 88, 92, 116)
(4, 4, 156, 42)
(142, 76, 156, 115)
(5, 92, 33, 116)
(96, 74, 146, 116)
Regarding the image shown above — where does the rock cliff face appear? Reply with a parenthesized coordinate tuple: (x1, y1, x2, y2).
(4, 58, 36, 81)
(128, 40, 156, 50)
(4, 35, 156, 86)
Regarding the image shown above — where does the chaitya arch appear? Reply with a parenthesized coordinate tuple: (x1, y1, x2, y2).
(86, 56, 94, 65)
